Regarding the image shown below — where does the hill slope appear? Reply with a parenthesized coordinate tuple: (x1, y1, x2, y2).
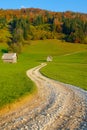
(0, 39, 87, 109)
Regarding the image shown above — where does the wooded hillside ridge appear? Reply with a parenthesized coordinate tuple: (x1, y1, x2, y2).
(0, 8, 87, 53)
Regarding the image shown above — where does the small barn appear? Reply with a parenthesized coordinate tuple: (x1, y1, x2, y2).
(47, 56, 53, 62)
(2, 53, 17, 63)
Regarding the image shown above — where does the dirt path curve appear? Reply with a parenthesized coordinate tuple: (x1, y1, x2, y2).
(0, 63, 87, 130)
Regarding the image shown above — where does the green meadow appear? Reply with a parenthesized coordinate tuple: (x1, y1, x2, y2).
(41, 51, 87, 90)
(0, 39, 87, 108)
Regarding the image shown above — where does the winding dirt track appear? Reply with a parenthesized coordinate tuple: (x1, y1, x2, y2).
(0, 63, 87, 130)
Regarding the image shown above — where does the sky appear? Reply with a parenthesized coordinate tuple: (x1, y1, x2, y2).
(0, 0, 87, 14)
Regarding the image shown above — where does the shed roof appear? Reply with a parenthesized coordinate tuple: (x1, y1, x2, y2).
(2, 53, 16, 60)
(47, 56, 53, 62)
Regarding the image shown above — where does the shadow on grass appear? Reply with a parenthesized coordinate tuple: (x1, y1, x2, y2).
(1, 49, 8, 53)
(37, 60, 46, 63)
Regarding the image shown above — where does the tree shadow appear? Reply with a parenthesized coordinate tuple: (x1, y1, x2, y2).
(1, 49, 8, 53)
(37, 59, 46, 62)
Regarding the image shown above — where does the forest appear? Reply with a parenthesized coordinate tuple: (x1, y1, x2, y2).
(0, 8, 87, 53)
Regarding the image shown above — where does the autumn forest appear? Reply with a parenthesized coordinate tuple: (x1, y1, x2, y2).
(0, 8, 87, 53)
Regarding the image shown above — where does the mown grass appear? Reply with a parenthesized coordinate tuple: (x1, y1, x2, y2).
(0, 39, 87, 108)
(0, 58, 38, 108)
(41, 51, 87, 90)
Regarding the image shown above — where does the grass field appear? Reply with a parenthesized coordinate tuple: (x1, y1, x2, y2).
(0, 39, 87, 108)
(41, 51, 87, 90)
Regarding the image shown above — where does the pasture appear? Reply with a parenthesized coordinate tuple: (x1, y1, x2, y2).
(41, 51, 87, 90)
(0, 39, 87, 108)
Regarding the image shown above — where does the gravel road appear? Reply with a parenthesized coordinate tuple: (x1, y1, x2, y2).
(0, 63, 87, 130)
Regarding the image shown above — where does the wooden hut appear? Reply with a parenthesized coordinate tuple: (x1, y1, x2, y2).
(2, 53, 17, 63)
(47, 56, 53, 62)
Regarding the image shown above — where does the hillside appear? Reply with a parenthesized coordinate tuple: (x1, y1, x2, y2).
(0, 39, 87, 109)
(0, 8, 87, 54)
(0, 43, 87, 129)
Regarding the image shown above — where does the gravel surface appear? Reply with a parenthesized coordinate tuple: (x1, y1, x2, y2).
(0, 63, 87, 130)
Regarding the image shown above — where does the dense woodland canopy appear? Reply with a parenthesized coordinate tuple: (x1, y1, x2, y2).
(0, 8, 87, 53)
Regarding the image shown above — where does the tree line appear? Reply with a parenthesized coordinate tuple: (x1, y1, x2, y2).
(0, 8, 87, 53)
